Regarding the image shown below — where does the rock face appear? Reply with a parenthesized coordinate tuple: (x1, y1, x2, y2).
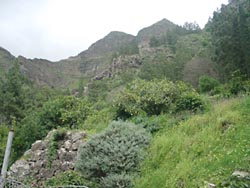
(8, 130, 86, 184)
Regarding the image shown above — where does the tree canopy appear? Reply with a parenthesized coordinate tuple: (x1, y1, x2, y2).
(209, 0, 250, 79)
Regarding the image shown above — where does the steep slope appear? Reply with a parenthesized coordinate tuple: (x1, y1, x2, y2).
(0, 32, 135, 88)
(0, 18, 217, 89)
(17, 56, 81, 87)
(76, 31, 136, 78)
(137, 18, 177, 45)
(0, 47, 16, 76)
(80, 31, 135, 57)
(133, 96, 250, 187)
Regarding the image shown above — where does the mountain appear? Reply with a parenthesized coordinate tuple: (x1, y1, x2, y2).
(0, 18, 217, 89)
(0, 47, 16, 75)
(80, 31, 135, 57)
(137, 18, 177, 44)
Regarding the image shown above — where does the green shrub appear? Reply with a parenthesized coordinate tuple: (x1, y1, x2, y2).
(44, 171, 95, 187)
(212, 71, 250, 97)
(115, 79, 178, 118)
(46, 129, 66, 168)
(11, 96, 92, 166)
(99, 173, 132, 188)
(10, 113, 43, 164)
(115, 79, 205, 119)
(198, 75, 220, 93)
(39, 96, 92, 131)
(132, 116, 162, 134)
(228, 71, 246, 95)
(175, 92, 205, 112)
(75, 121, 150, 187)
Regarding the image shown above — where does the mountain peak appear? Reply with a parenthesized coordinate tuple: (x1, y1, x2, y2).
(137, 18, 177, 43)
(106, 31, 133, 37)
(80, 31, 135, 57)
(154, 18, 175, 26)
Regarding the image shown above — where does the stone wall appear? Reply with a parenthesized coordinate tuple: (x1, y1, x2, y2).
(8, 130, 86, 185)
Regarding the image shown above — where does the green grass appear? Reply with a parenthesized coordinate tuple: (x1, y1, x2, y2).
(133, 96, 250, 188)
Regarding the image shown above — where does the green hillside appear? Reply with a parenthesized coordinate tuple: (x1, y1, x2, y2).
(133, 96, 250, 187)
(1, 0, 250, 187)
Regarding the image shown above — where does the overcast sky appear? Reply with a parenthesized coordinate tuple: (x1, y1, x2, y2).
(0, 0, 228, 61)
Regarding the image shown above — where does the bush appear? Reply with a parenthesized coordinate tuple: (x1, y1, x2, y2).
(228, 71, 246, 95)
(198, 75, 220, 93)
(39, 96, 92, 131)
(175, 92, 205, 112)
(99, 173, 132, 188)
(115, 79, 178, 118)
(44, 171, 95, 187)
(213, 71, 250, 97)
(11, 96, 92, 164)
(75, 121, 150, 187)
(115, 79, 205, 119)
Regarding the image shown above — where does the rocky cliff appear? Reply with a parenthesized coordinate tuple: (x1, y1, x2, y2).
(8, 130, 86, 186)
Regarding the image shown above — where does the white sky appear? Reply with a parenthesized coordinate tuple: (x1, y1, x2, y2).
(0, 0, 228, 61)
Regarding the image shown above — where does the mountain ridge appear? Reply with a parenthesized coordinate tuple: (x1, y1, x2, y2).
(0, 18, 214, 89)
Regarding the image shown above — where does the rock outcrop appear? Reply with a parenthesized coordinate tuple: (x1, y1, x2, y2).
(8, 130, 86, 185)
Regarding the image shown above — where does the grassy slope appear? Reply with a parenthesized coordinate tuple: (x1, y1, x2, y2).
(133, 96, 250, 188)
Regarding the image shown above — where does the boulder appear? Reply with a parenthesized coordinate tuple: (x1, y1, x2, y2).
(72, 141, 81, 151)
(39, 168, 55, 179)
(31, 140, 46, 151)
(64, 140, 72, 150)
(72, 132, 86, 143)
(9, 159, 30, 178)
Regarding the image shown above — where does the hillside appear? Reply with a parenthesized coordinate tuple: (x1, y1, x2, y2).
(1, 1, 250, 186)
(0, 31, 136, 88)
(133, 96, 250, 187)
(0, 18, 216, 89)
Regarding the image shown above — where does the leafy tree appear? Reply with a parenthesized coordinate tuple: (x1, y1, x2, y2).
(0, 62, 27, 124)
(209, 0, 250, 79)
(182, 22, 201, 33)
(115, 79, 205, 119)
(38, 96, 92, 132)
(10, 96, 92, 164)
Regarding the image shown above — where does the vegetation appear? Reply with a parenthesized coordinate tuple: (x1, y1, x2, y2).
(198, 75, 220, 93)
(46, 129, 66, 168)
(209, 0, 250, 79)
(0, 1, 250, 187)
(76, 121, 150, 188)
(45, 171, 95, 187)
(0, 62, 28, 124)
(133, 96, 250, 188)
(115, 79, 205, 119)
